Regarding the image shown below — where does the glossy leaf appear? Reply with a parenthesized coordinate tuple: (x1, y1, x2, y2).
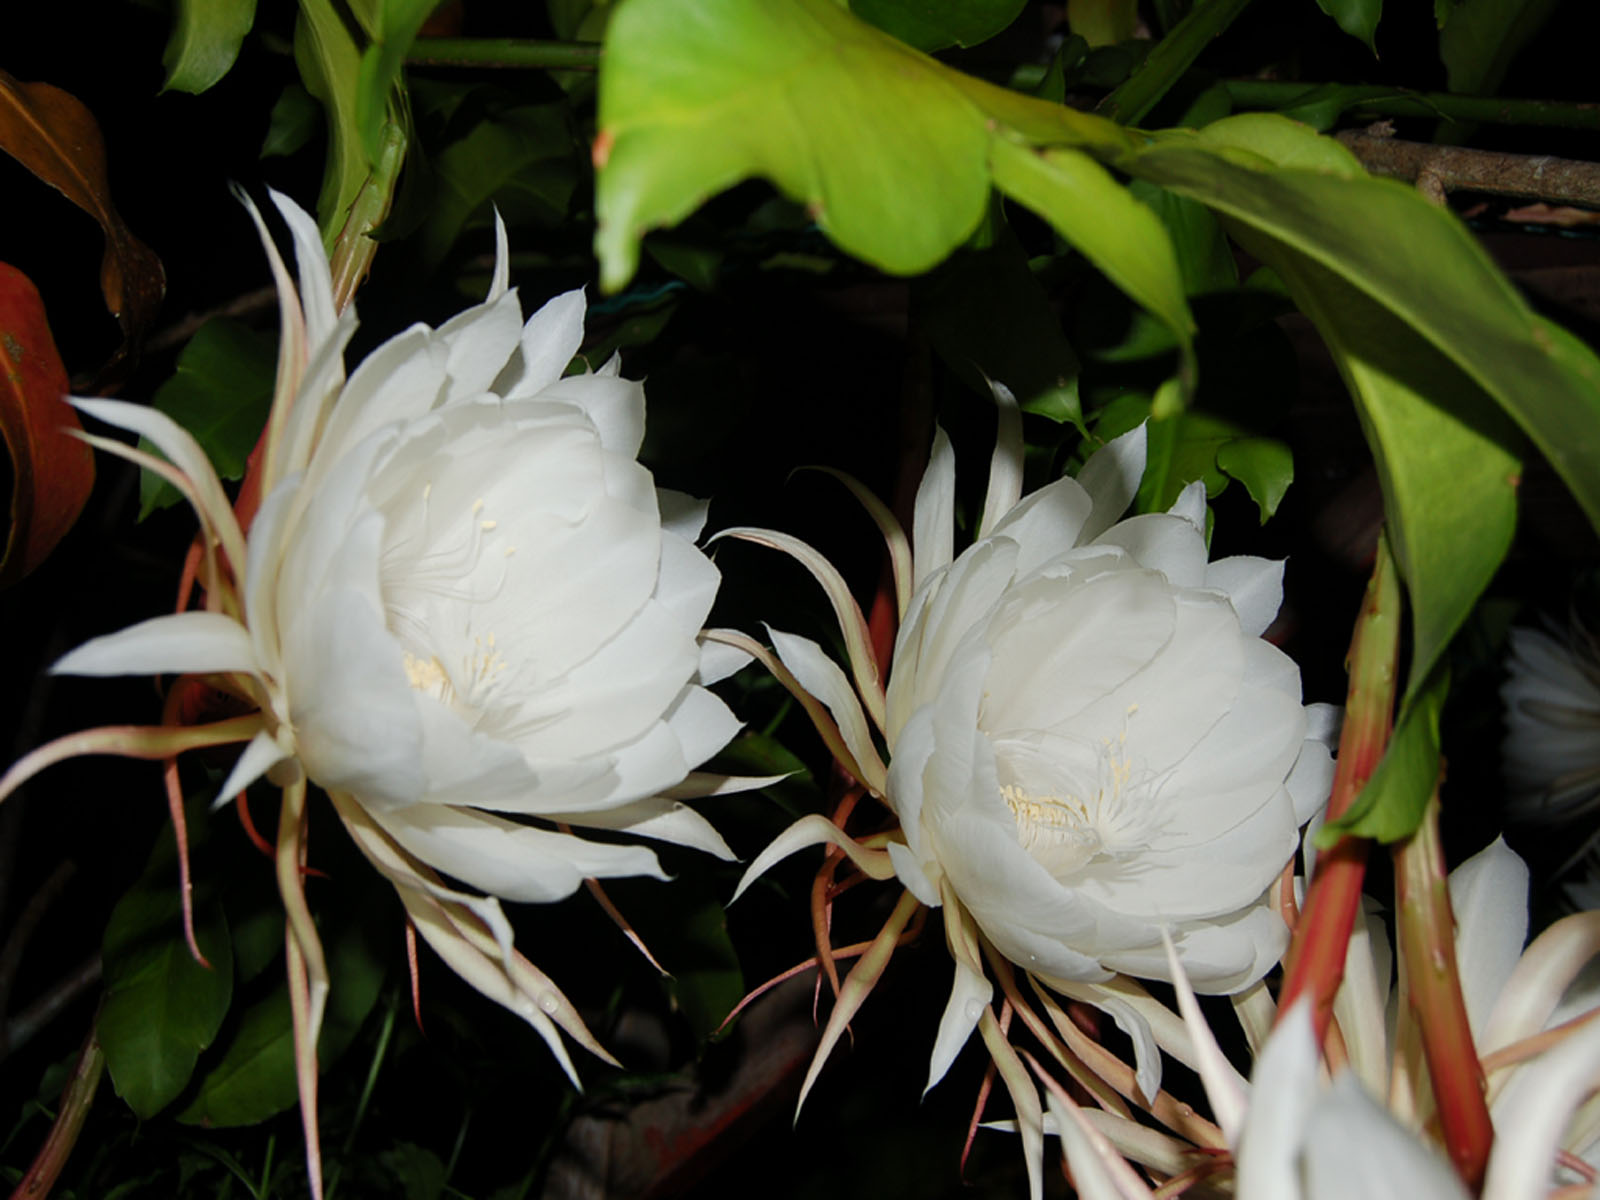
(177, 909, 386, 1128)
(1315, 0, 1382, 53)
(97, 830, 234, 1119)
(0, 264, 93, 586)
(1216, 436, 1293, 522)
(849, 0, 1027, 51)
(162, 0, 258, 95)
(0, 70, 165, 384)
(138, 319, 277, 518)
(1438, 0, 1560, 96)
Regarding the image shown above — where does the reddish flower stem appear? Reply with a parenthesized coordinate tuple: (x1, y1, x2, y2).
(9, 1027, 103, 1199)
(1395, 792, 1492, 1191)
(1277, 533, 1401, 1044)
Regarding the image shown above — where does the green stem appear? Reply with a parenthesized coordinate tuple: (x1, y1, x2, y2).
(1222, 81, 1600, 132)
(405, 38, 600, 71)
(1095, 0, 1256, 125)
(1276, 532, 1401, 1045)
(329, 121, 408, 314)
(11, 1028, 104, 1198)
(1394, 793, 1493, 1191)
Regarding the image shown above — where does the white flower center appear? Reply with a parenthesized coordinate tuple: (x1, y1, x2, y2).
(1002, 783, 1104, 874)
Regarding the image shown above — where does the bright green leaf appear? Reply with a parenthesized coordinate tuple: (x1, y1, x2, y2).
(138, 319, 276, 519)
(1438, 0, 1560, 96)
(161, 0, 257, 95)
(850, 0, 1027, 51)
(1314, 0, 1382, 53)
(1066, 0, 1140, 47)
(98, 832, 233, 1119)
(1318, 666, 1449, 844)
(1216, 436, 1293, 521)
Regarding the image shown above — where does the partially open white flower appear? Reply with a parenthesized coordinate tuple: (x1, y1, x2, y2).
(2, 191, 755, 1193)
(884, 420, 1333, 999)
(1502, 618, 1600, 830)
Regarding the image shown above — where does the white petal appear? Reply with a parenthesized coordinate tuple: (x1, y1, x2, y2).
(1303, 1075, 1467, 1200)
(1485, 1012, 1600, 1200)
(655, 530, 721, 638)
(1093, 512, 1209, 588)
(979, 380, 1024, 537)
(53, 612, 258, 678)
(1448, 837, 1529, 1042)
(664, 685, 743, 772)
(926, 951, 992, 1095)
(911, 426, 956, 592)
(1167, 479, 1207, 532)
(512, 287, 587, 397)
(1075, 423, 1145, 541)
(556, 795, 735, 860)
(697, 636, 752, 685)
(437, 289, 526, 403)
(888, 840, 941, 908)
(214, 729, 293, 808)
(658, 488, 709, 543)
(767, 626, 885, 793)
(373, 804, 667, 903)
(1206, 556, 1285, 638)
(542, 372, 646, 459)
(986, 476, 1094, 575)
(1235, 1000, 1319, 1200)
(487, 209, 510, 300)
(267, 189, 337, 355)
(1049, 1092, 1141, 1200)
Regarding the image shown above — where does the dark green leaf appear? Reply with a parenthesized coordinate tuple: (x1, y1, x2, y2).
(1318, 666, 1449, 844)
(1314, 0, 1382, 53)
(355, 0, 445, 168)
(916, 226, 1084, 431)
(1216, 436, 1292, 522)
(849, 0, 1027, 51)
(161, 0, 257, 94)
(382, 1142, 447, 1200)
(1128, 179, 1237, 295)
(261, 84, 320, 159)
(98, 831, 233, 1119)
(177, 905, 386, 1128)
(139, 319, 276, 518)
(1438, 0, 1560, 96)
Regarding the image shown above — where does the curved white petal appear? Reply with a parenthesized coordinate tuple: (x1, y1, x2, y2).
(53, 612, 259, 678)
(214, 728, 294, 807)
(979, 380, 1023, 537)
(1449, 837, 1530, 1041)
(767, 626, 885, 794)
(511, 287, 587, 398)
(1303, 1075, 1467, 1200)
(1205, 555, 1285, 638)
(555, 795, 735, 860)
(1074, 423, 1145, 541)
(911, 425, 956, 591)
(925, 950, 992, 1096)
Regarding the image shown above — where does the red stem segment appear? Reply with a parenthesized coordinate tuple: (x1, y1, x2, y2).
(1277, 532, 1401, 1043)
(9, 1028, 103, 1199)
(1395, 792, 1493, 1191)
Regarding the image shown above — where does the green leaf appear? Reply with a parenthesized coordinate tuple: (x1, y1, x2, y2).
(98, 830, 233, 1119)
(355, 0, 445, 168)
(139, 319, 276, 519)
(915, 224, 1083, 430)
(418, 98, 578, 270)
(295, 0, 369, 242)
(1216, 436, 1292, 521)
(1314, 0, 1382, 53)
(1318, 666, 1449, 844)
(177, 903, 386, 1128)
(1066, 0, 1140, 47)
(261, 83, 321, 159)
(161, 0, 257, 94)
(1127, 179, 1237, 295)
(1121, 115, 1600, 544)
(1438, 0, 1560, 96)
(849, 0, 1027, 51)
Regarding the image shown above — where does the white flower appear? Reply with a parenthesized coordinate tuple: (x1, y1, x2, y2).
(725, 386, 1333, 1199)
(883, 419, 1332, 1000)
(1, 191, 757, 1194)
(1502, 618, 1600, 830)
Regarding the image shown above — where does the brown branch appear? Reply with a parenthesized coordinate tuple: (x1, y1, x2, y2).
(1338, 126, 1600, 209)
(0, 955, 101, 1062)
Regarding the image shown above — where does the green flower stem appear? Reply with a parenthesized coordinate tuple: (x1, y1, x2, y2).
(329, 121, 408, 315)
(11, 1027, 104, 1197)
(1222, 81, 1600, 132)
(1394, 792, 1493, 1191)
(1276, 533, 1401, 1045)
(405, 38, 600, 70)
(1095, 0, 1256, 125)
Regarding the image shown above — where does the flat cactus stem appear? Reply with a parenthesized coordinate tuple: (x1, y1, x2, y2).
(1277, 532, 1401, 1044)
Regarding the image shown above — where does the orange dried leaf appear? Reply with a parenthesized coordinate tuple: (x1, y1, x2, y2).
(0, 263, 93, 585)
(0, 70, 165, 386)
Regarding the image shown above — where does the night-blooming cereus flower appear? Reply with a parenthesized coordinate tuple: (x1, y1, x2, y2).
(1502, 613, 1600, 835)
(0, 191, 755, 1197)
(720, 386, 1333, 1199)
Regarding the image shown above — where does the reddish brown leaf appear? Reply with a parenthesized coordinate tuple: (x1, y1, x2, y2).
(0, 70, 165, 388)
(0, 263, 94, 586)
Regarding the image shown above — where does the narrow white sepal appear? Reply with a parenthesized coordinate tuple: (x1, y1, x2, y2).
(53, 612, 259, 678)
